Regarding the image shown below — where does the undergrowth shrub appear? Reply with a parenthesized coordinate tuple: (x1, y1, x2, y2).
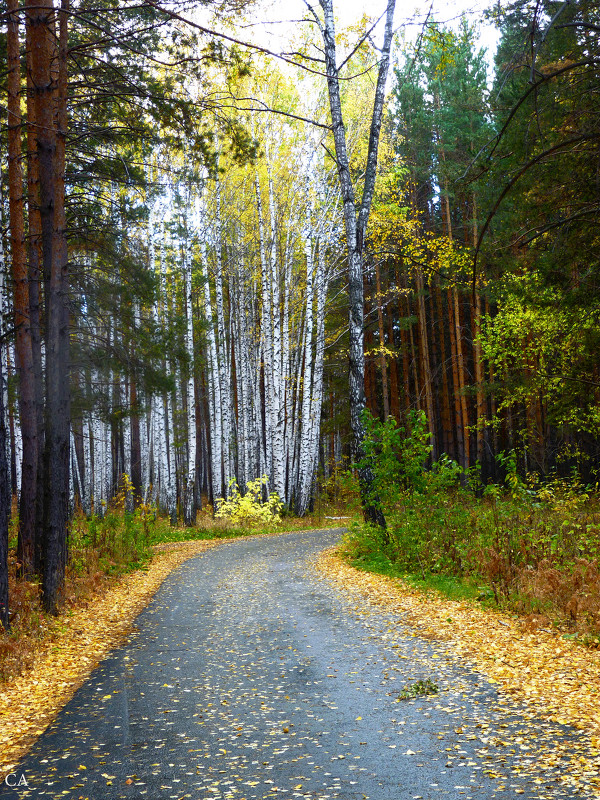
(341, 411, 600, 639)
(75, 474, 154, 573)
(214, 476, 283, 528)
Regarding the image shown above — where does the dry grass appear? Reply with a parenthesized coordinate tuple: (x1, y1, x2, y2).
(0, 549, 129, 683)
(516, 558, 600, 636)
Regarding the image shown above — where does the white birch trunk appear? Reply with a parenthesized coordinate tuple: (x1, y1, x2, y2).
(91, 405, 103, 515)
(318, 0, 396, 528)
(159, 226, 177, 523)
(150, 217, 169, 512)
(214, 178, 234, 495)
(295, 227, 315, 515)
(267, 166, 287, 503)
(82, 415, 92, 516)
(200, 240, 223, 506)
(255, 172, 274, 482)
(297, 230, 329, 514)
(0, 210, 10, 469)
(183, 238, 197, 525)
(69, 430, 78, 511)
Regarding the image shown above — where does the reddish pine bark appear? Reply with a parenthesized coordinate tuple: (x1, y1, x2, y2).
(8, 0, 38, 578)
(26, 0, 71, 614)
(434, 280, 453, 458)
(386, 305, 400, 423)
(415, 267, 435, 457)
(374, 259, 389, 418)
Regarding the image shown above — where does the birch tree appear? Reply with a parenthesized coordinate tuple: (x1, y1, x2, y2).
(182, 215, 198, 526)
(306, 0, 396, 528)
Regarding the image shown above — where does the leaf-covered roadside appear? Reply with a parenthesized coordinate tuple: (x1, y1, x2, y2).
(316, 549, 600, 794)
(0, 540, 220, 776)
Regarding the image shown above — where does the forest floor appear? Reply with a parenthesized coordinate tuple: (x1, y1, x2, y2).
(1, 529, 599, 798)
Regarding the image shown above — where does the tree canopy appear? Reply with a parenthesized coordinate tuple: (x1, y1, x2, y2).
(1, 0, 599, 619)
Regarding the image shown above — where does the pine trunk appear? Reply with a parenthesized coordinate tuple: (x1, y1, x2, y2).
(472, 292, 486, 468)
(434, 279, 453, 457)
(415, 267, 435, 457)
(8, 0, 38, 577)
(374, 259, 389, 418)
(453, 286, 470, 469)
(447, 287, 464, 466)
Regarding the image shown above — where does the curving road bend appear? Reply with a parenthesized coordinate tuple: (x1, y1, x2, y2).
(3, 529, 595, 800)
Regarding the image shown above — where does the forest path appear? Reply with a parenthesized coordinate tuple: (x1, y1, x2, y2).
(3, 529, 593, 800)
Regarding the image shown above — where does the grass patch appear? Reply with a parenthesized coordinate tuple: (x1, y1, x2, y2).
(340, 482, 600, 640)
(394, 678, 439, 700)
(339, 545, 487, 604)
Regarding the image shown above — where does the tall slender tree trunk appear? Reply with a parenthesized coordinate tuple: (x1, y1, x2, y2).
(214, 178, 233, 495)
(0, 354, 9, 630)
(255, 173, 275, 485)
(434, 279, 453, 458)
(25, 20, 46, 575)
(159, 228, 177, 524)
(200, 241, 223, 506)
(374, 259, 389, 418)
(0, 196, 10, 631)
(183, 243, 197, 525)
(130, 375, 142, 502)
(453, 286, 470, 469)
(267, 166, 286, 503)
(8, 0, 38, 577)
(485, 298, 498, 464)
(397, 270, 411, 415)
(26, 0, 70, 613)
(297, 230, 329, 515)
(387, 309, 400, 423)
(472, 292, 486, 469)
(408, 292, 421, 413)
(415, 267, 435, 457)
(296, 230, 315, 514)
(318, 0, 395, 529)
(447, 287, 464, 466)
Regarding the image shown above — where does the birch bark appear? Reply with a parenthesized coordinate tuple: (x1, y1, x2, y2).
(199, 240, 223, 506)
(214, 178, 234, 496)
(159, 228, 177, 524)
(264, 167, 286, 502)
(295, 226, 315, 514)
(255, 173, 274, 483)
(314, 0, 396, 528)
(183, 239, 197, 525)
(296, 223, 330, 514)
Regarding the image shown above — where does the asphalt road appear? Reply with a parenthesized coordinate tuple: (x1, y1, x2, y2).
(2, 529, 594, 800)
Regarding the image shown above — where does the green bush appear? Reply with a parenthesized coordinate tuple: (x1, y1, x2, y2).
(342, 415, 600, 636)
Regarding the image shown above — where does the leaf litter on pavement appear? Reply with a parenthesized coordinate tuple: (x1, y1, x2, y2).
(316, 548, 600, 798)
(3, 529, 600, 799)
(0, 540, 220, 776)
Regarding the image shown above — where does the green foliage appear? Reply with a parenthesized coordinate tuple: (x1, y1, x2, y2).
(342, 416, 600, 637)
(395, 679, 439, 701)
(214, 477, 283, 528)
(71, 475, 154, 575)
(360, 410, 432, 503)
(479, 280, 600, 436)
